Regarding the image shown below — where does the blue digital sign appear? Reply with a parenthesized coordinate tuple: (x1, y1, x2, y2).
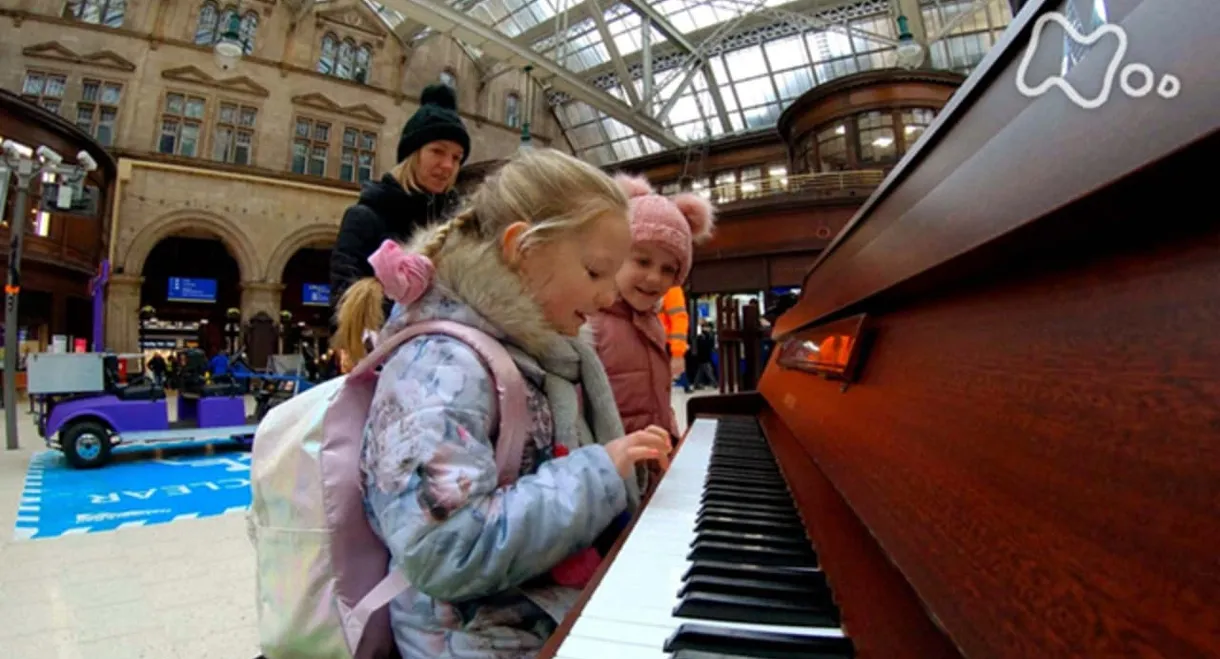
(303, 283, 330, 307)
(167, 277, 217, 303)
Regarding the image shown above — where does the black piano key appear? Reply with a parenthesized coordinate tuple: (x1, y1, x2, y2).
(673, 591, 842, 628)
(706, 471, 786, 484)
(702, 490, 794, 507)
(703, 491, 792, 507)
(705, 476, 787, 490)
(683, 560, 823, 584)
(678, 574, 831, 604)
(664, 623, 854, 659)
(703, 481, 789, 495)
(687, 539, 818, 566)
(698, 502, 799, 519)
(696, 515, 805, 535)
(671, 651, 776, 659)
(690, 528, 811, 551)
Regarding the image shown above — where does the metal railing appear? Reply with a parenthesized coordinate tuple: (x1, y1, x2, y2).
(699, 169, 886, 205)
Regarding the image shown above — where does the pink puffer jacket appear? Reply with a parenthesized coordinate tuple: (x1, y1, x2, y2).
(588, 299, 681, 443)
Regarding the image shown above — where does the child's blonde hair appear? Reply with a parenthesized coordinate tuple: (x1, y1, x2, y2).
(334, 147, 630, 362)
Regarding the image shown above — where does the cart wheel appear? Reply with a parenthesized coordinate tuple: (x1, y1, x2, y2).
(62, 421, 112, 469)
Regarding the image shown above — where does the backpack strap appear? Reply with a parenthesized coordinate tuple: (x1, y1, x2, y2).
(351, 319, 530, 487)
(342, 320, 532, 649)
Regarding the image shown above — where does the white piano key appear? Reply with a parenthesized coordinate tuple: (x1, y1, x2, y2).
(555, 418, 846, 659)
(554, 634, 668, 659)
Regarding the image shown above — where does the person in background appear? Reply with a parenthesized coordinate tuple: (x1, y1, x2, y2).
(692, 321, 718, 390)
(328, 83, 470, 345)
(591, 175, 716, 447)
(658, 286, 691, 392)
(147, 352, 167, 388)
(208, 349, 229, 380)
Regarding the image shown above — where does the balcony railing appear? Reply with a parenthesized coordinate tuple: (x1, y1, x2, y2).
(701, 170, 886, 205)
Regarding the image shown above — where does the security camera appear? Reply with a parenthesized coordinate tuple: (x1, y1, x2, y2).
(36, 145, 63, 166)
(77, 150, 98, 172)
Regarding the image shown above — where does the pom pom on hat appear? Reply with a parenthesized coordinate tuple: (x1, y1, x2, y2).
(420, 83, 458, 111)
(672, 192, 716, 244)
(615, 173, 654, 199)
(626, 186, 719, 285)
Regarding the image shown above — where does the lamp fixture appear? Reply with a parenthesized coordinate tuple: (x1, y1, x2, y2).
(895, 15, 926, 70)
(214, 11, 244, 71)
(520, 65, 534, 148)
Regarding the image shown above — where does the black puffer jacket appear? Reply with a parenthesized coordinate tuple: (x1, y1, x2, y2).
(328, 173, 458, 330)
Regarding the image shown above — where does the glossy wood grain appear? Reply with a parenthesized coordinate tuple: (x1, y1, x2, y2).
(760, 159, 1220, 656)
(760, 410, 964, 659)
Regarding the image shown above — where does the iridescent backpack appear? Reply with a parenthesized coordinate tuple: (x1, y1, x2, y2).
(247, 319, 530, 659)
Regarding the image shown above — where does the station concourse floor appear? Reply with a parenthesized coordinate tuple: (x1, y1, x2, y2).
(0, 387, 708, 658)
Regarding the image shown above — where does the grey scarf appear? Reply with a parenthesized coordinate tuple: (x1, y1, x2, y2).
(534, 335, 644, 514)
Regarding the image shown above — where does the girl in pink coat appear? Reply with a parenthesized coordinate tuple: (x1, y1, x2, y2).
(589, 174, 716, 448)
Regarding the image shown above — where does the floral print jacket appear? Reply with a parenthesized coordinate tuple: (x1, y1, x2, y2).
(361, 231, 630, 659)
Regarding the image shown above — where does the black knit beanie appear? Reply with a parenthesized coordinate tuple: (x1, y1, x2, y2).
(397, 83, 471, 163)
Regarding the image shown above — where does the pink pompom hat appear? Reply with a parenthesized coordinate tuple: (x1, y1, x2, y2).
(614, 173, 716, 284)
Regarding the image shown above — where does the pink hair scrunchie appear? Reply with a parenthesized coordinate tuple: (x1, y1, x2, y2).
(368, 239, 435, 306)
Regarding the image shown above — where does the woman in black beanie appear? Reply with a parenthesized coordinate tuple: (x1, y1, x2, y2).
(328, 83, 470, 356)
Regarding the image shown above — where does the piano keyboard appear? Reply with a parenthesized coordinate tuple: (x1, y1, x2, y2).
(553, 417, 855, 659)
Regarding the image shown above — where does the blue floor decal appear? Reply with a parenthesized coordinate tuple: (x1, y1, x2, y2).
(13, 447, 251, 541)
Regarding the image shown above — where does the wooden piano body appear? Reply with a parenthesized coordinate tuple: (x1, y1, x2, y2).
(542, 0, 1219, 657)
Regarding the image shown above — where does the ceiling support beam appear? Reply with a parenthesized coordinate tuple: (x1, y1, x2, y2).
(380, 0, 682, 147)
(643, 0, 768, 119)
(701, 62, 733, 134)
(515, 0, 596, 45)
(588, 0, 642, 107)
(619, 0, 699, 54)
(641, 16, 653, 112)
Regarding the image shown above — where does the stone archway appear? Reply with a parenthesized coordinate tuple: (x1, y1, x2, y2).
(121, 209, 262, 282)
(264, 223, 338, 284)
(107, 209, 263, 353)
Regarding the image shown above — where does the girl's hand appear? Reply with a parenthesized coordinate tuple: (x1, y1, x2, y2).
(670, 356, 684, 379)
(604, 426, 672, 479)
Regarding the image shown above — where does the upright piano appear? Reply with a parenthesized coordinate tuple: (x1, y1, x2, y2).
(541, 0, 1220, 657)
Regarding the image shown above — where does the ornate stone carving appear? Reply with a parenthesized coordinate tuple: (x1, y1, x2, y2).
(22, 42, 137, 72)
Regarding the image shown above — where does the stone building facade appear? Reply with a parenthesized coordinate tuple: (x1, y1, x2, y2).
(0, 0, 569, 352)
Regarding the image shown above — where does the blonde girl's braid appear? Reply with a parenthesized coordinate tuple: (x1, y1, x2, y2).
(335, 211, 475, 363)
(420, 209, 476, 259)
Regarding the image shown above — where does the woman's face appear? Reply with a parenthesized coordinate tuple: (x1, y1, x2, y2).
(415, 140, 464, 194)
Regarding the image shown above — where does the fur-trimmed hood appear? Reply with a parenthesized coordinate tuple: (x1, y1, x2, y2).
(383, 222, 563, 362)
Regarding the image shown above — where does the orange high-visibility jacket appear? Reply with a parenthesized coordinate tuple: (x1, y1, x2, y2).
(657, 286, 690, 358)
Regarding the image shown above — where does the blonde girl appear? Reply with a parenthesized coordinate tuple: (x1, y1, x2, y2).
(334, 148, 671, 658)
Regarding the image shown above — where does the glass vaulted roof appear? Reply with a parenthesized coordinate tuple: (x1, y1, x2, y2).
(370, 0, 1015, 165)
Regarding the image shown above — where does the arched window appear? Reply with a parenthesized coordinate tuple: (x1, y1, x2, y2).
(240, 11, 258, 55)
(317, 33, 338, 75)
(354, 45, 372, 84)
(439, 70, 456, 89)
(217, 6, 236, 40)
(336, 39, 356, 80)
(194, 1, 218, 44)
(505, 92, 520, 128)
(63, 0, 125, 27)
